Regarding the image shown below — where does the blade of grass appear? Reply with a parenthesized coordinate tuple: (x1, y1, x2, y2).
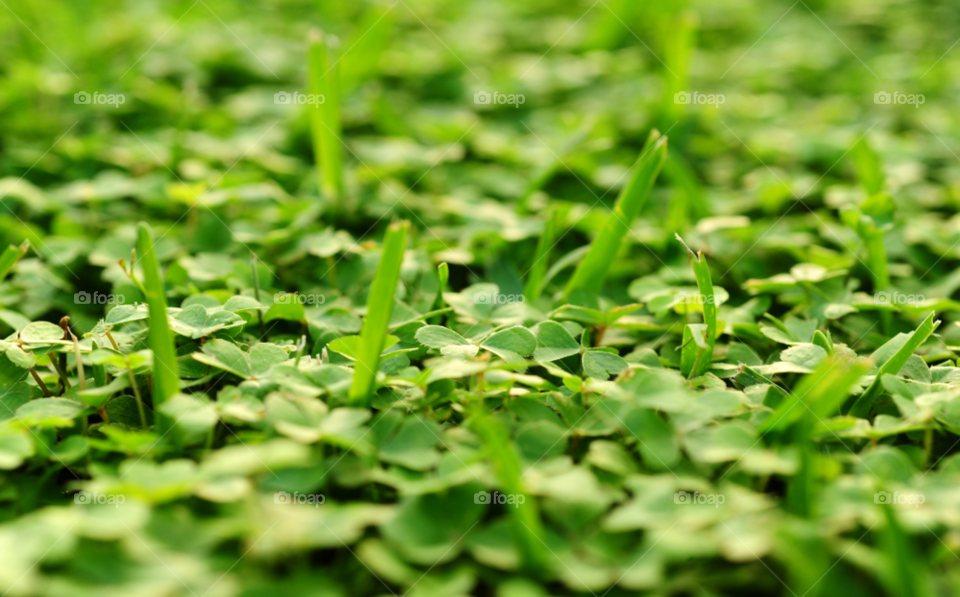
(338, 4, 396, 94)
(663, 153, 709, 232)
(661, 10, 695, 126)
(852, 136, 884, 196)
(849, 311, 940, 418)
(251, 251, 267, 340)
(524, 207, 559, 302)
(562, 131, 667, 300)
(428, 262, 448, 325)
(847, 137, 892, 333)
(308, 29, 345, 211)
(431, 262, 449, 312)
(676, 234, 716, 378)
(348, 221, 409, 405)
(761, 356, 869, 440)
(787, 442, 817, 518)
(761, 356, 868, 517)
(136, 222, 180, 410)
(0, 240, 28, 281)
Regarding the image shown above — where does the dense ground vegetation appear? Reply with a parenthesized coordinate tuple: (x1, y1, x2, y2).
(1, 0, 960, 595)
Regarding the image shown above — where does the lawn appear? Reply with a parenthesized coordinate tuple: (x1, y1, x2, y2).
(0, 0, 959, 596)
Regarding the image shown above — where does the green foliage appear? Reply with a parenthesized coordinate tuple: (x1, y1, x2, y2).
(2, 2, 960, 596)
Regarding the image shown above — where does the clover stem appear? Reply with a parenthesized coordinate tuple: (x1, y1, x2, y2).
(126, 363, 148, 428)
(593, 326, 607, 347)
(251, 252, 267, 341)
(50, 357, 71, 394)
(105, 330, 120, 351)
(30, 369, 52, 397)
(70, 332, 85, 392)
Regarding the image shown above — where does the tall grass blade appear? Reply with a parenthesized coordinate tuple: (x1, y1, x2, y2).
(524, 207, 559, 302)
(676, 234, 716, 378)
(563, 131, 667, 300)
(338, 5, 396, 94)
(762, 357, 868, 517)
(308, 29, 345, 210)
(852, 136, 884, 196)
(849, 312, 939, 418)
(762, 356, 869, 439)
(664, 153, 709, 232)
(348, 220, 409, 405)
(136, 222, 179, 409)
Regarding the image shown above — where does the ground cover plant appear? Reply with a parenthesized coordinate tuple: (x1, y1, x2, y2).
(2, 0, 960, 595)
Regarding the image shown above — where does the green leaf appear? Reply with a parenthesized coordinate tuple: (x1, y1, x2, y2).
(622, 408, 679, 470)
(20, 321, 67, 345)
(169, 304, 244, 338)
(410, 325, 457, 351)
(327, 335, 400, 361)
(16, 398, 85, 427)
(582, 349, 628, 379)
(0, 428, 33, 469)
(779, 344, 828, 371)
(78, 375, 130, 408)
(481, 326, 536, 366)
(158, 394, 219, 446)
(192, 340, 286, 380)
(0, 384, 37, 423)
(222, 295, 264, 312)
(0, 343, 35, 369)
(264, 298, 306, 323)
(378, 415, 442, 470)
(533, 321, 580, 362)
